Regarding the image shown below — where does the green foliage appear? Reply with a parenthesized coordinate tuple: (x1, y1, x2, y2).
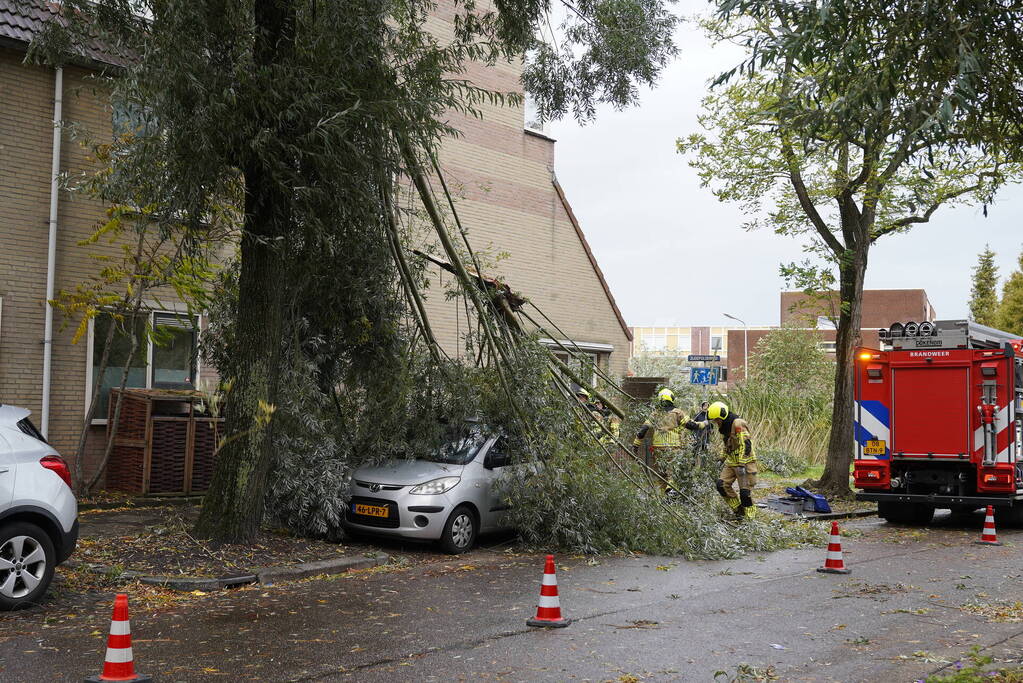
(970, 246, 1000, 327)
(757, 448, 809, 477)
(504, 449, 824, 557)
(712, 2, 1023, 158)
(997, 249, 1023, 336)
(746, 326, 833, 397)
(522, 0, 679, 121)
(730, 326, 833, 465)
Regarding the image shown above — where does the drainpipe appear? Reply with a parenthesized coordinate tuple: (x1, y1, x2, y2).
(41, 66, 63, 438)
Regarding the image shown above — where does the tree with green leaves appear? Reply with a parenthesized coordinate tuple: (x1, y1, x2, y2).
(679, 2, 1023, 496)
(970, 246, 1000, 327)
(37, 0, 679, 542)
(997, 248, 1023, 336)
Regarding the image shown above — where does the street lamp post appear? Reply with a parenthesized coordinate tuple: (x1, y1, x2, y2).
(723, 313, 748, 380)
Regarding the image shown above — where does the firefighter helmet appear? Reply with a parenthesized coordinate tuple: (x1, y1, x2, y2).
(575, 387, 591, 399)
(707, 401, 729, 420)
(656, 388, 675, 404)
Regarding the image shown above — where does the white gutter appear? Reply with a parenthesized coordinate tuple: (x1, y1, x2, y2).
(41, 66, 63, 438)
(538, 338, 615, 353)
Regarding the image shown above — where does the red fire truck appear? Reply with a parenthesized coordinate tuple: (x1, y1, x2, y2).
(854, 319, 1023, 524)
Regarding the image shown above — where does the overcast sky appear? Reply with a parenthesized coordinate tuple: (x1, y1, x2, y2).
(547, 2, 1023, 330)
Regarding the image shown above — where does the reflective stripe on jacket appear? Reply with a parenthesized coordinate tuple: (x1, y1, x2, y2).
(722, 417, 755, 466)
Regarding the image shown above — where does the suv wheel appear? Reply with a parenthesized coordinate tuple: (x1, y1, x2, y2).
(0, 522, 56, 611)
(440, 506, 478, 554)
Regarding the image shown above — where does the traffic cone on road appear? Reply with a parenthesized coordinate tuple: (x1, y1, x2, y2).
(816, 521, 851, 574)
(526, 554, 571, 628)
(85, 593, 152, 682)
(975, 505, 1003, 546)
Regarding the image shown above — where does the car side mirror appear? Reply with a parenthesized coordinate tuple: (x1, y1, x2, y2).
(484, 452, 511, 469)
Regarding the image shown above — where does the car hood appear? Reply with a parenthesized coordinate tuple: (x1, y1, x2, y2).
(353, 459, 464, 486)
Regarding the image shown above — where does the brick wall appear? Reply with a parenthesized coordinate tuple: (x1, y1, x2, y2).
(780, 289, 936, 329)
(415, 3, 632, 376)
(0, 49, 116, 475)
(0, 50, 201, 481)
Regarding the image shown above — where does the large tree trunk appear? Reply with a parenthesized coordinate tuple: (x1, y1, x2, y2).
(816, 243, 869, 497)
(194, 0, 292, 543)
(194, 165, 286, 543)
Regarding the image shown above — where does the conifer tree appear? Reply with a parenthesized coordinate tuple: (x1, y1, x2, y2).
(997, 248, 1023, 335)
(969, 245, 1000, 326)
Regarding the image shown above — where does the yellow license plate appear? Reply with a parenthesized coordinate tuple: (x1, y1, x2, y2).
(354, 503, 389, 518)
(864, 440, 886, 455)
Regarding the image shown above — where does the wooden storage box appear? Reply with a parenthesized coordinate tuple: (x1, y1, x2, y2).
(105, 389, 224, 495)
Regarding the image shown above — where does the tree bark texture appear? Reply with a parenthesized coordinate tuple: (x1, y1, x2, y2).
(194, 0, 292, 543)
(817, 244, 869, 496)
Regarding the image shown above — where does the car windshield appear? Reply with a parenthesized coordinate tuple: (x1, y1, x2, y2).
(420, 428, 488, 465)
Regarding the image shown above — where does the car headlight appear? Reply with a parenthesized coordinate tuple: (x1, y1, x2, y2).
(409, 476, 461, 495)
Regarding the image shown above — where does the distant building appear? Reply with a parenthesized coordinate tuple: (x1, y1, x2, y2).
(727, 289, 936, 381)
(629, 326, 731, 359)
(632, 289, 936, 384)
(779, 289, 936, 329)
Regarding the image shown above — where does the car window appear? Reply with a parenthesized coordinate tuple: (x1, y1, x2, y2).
(420, 428, 487, 465)
(484, 435, 518, 468)
(16, 418, 46, 444)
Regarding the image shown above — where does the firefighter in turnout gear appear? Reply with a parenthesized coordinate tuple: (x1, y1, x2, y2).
(633, 388, 708, 492)
(706, 401, 758, 519)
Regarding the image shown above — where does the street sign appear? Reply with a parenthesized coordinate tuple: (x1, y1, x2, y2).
(687, 354, 721, 362)
(689, 367, 719, 385)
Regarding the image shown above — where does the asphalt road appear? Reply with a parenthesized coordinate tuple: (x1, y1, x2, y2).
(3, 512, 1023, 681)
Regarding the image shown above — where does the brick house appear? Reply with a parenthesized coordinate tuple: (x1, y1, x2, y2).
(0, 0, 631, 483)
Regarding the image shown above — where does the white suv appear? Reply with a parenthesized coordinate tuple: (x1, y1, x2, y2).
(0, 405, 78, 610)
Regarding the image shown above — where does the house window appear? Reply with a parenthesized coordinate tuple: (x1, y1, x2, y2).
(152, 312, 198, 389)
(818, 341, 837, 354)
(551, 350, 600, 388)
(676, 334, 691, 353)
(112, 98, 155, 139)
(91, 310, 198, 419)
(523, 92, 551, 136)
(645, 334, 667, 352)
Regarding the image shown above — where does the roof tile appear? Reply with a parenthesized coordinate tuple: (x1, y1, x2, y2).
(0, 0, 129, 67)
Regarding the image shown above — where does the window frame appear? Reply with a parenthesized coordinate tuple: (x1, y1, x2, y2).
(84, 306, 203, 425)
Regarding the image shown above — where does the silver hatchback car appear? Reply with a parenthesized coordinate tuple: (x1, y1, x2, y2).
(343, 430, 520, 553)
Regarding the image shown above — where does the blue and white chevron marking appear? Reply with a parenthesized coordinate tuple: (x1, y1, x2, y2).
(855, 400, 890, 460)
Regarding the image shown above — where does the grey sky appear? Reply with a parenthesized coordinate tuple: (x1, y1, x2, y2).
(548, 2, 1023, 330)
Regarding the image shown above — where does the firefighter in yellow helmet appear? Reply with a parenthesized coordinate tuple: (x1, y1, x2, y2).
(633, 388, 708, 492)
(706, 401, 758, 519)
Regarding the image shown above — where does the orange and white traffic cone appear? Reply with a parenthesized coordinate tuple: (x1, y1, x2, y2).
(816, 521, 851, 574)
(526, 554, 571, 628)
(975, 505, 1003, 546)
(85, 593, 152, 682)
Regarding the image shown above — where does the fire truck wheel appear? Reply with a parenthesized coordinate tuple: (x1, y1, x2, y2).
(878, 501, 934, 525)
(996, 505, 1023, 528)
